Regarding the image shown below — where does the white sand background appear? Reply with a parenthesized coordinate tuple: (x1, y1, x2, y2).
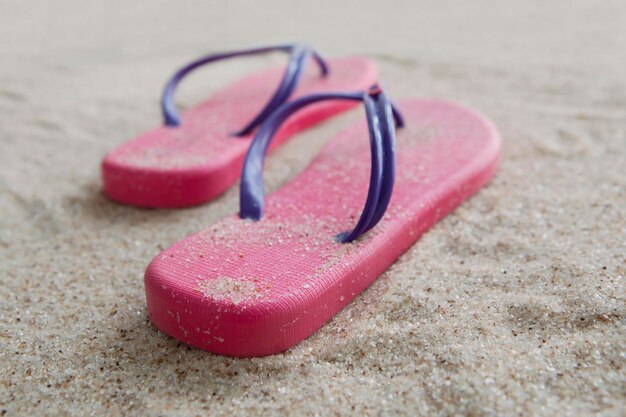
(1, 0, 625, 415)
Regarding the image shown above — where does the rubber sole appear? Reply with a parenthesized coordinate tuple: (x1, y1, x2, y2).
(102, 57, 377, 208)
(144, 98, 501, 356)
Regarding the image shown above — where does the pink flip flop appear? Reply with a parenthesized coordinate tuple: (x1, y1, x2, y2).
(144, 87, 501, 357)
(102, 44, 377, 208)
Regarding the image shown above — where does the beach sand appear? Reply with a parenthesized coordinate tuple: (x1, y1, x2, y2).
(1, 0, 624, 415)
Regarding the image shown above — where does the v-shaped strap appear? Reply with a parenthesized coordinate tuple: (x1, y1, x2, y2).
(160, 43, 329, 136)
(239, 85, 404, 242)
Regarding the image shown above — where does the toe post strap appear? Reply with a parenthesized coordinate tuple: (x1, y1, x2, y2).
(239, 85, 403, 242)
(160, 43, 329, 135)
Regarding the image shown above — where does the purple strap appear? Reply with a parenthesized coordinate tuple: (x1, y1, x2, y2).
(161, 43, 329, 136)
(239, 86, 404, 243)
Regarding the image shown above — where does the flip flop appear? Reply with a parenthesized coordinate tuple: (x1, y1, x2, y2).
(144, 87, 501, 357)
(102, 43, 377, 208)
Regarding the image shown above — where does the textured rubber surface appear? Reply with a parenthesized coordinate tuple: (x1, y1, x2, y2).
(144, 99, 501, 357)
(102, 57, 377, 208)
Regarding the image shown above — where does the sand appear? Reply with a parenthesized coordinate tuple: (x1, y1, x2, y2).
(1, 0, 624, 415)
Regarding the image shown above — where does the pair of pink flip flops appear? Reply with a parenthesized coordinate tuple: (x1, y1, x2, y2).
(102, 44, 501, 357)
